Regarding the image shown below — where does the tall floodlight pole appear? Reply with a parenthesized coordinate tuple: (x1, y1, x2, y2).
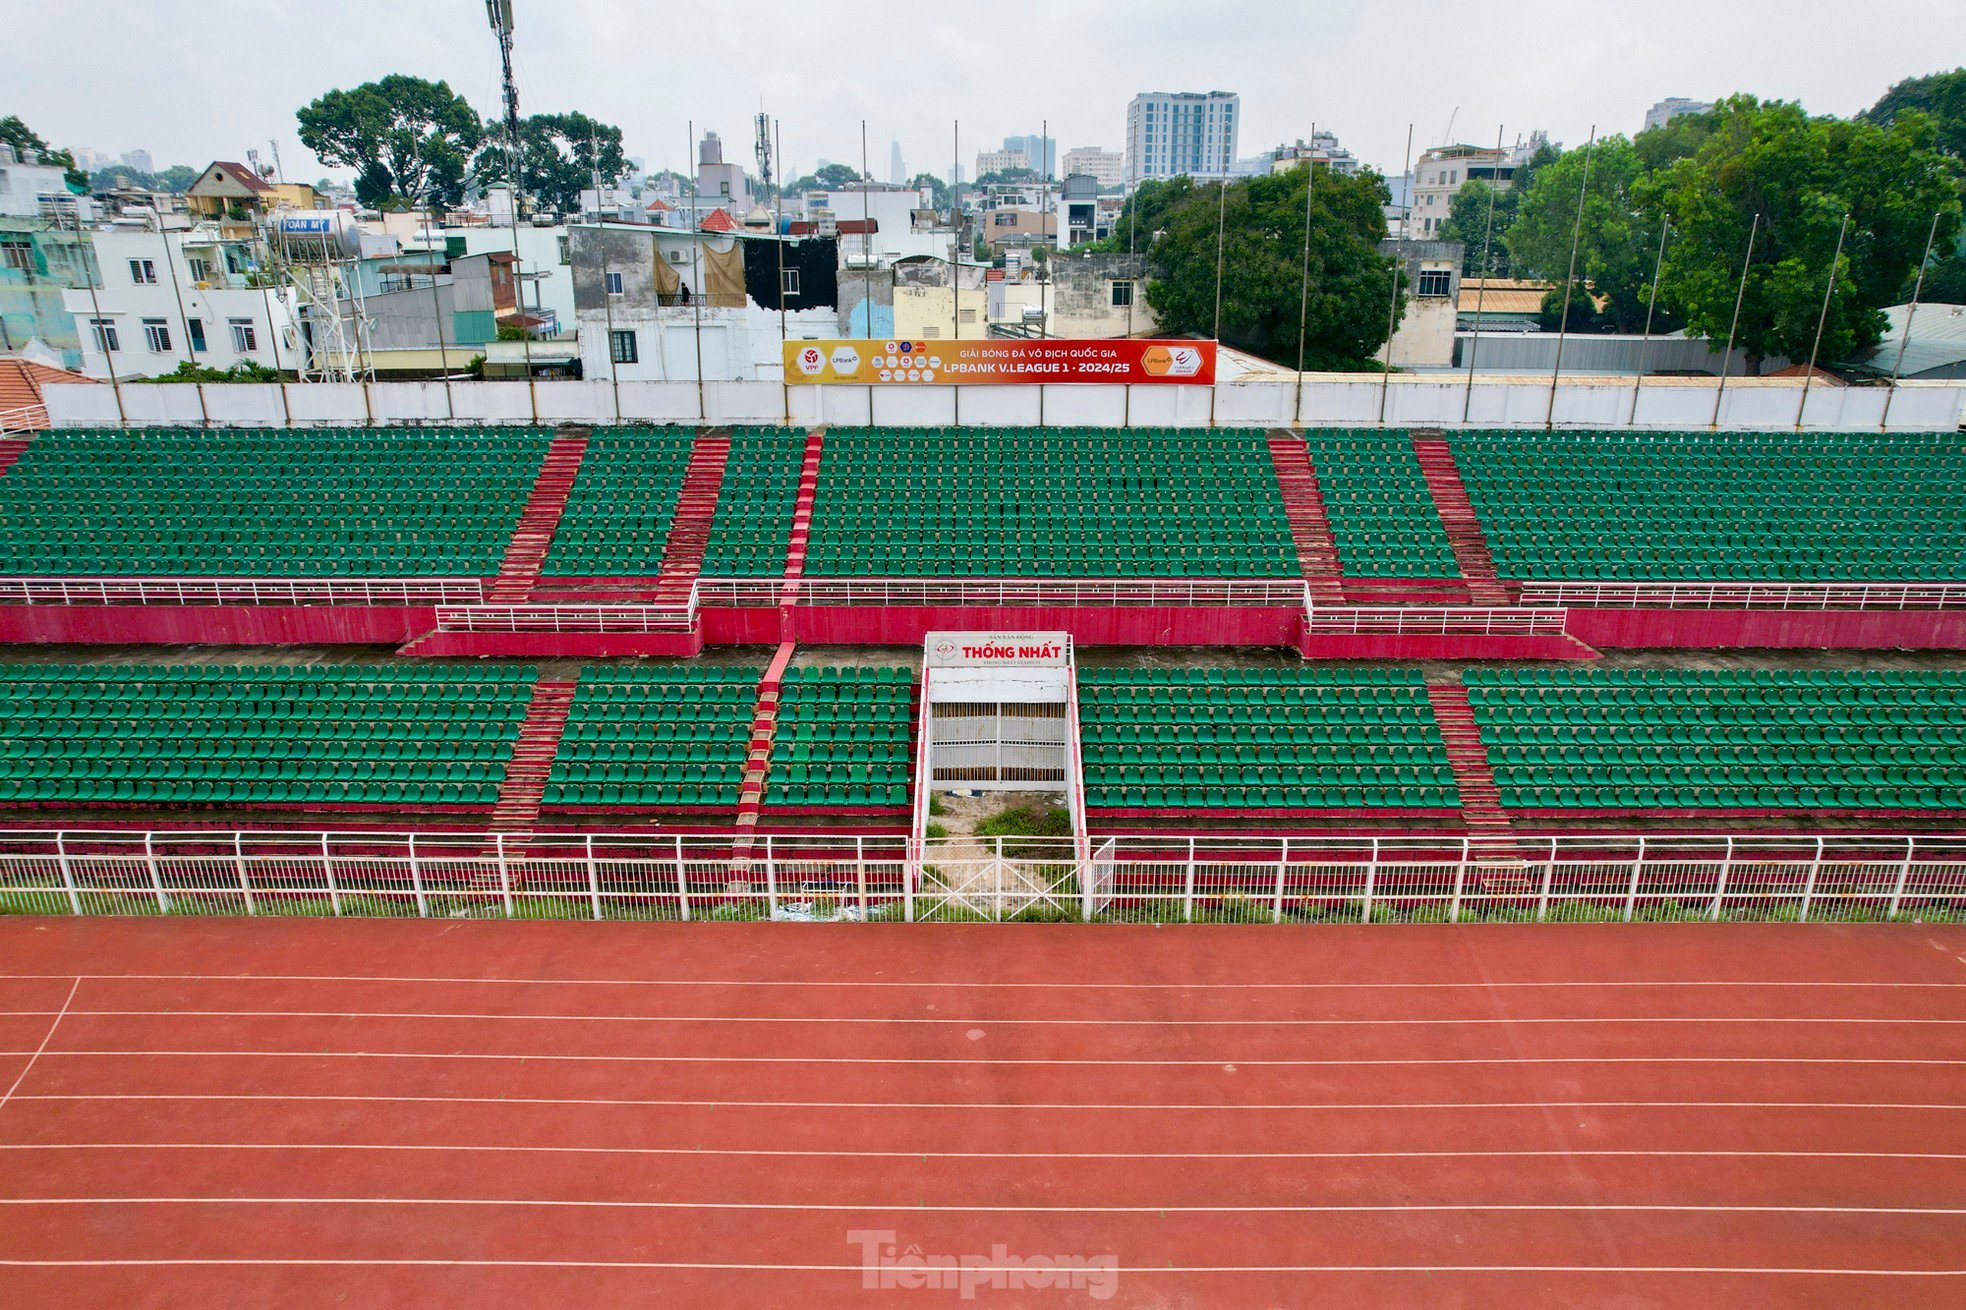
(1795, 212, 1850, 430)
(1627, 218, 1671, 426)
(775, 118, 790, 426)
(1878, 211, 1941, 432)
(1377, 124, 1414, 426)
(75, 203, 125, 423)
(1710, 213, 1760, 429)
(1460, 125, 1506, 425)
(1544, 125, 1596, 430)
(1294, 123, 1317, 427)
(486, 0, 536, 419)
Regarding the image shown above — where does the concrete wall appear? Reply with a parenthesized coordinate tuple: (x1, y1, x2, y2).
(42, 373, 1966, 431)
(1454, 331, 1791, 376)
(1049, 254, 1156, 339)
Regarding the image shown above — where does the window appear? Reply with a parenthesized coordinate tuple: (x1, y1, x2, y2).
(187, 318, 206, 352)
(1, 240, 30, 272)
(921, 327, 940, 339)
(780, 268, 801, 297)
(142, 319, 171, 352)
(609, 329, 639, 364)
(90, 318, 119, 353)
(1111, 279, 1134, 308)
(557, 236, 571, 265)
(229, 318, 258, 352)
(186, 256, 213, 283)
(604, 270, 624, 296)
(1417, 269, 1452, 298)
(128, 258, 156, 284)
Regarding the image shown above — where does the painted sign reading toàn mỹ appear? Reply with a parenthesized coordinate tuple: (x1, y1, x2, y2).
(785, 338, 1215, 385)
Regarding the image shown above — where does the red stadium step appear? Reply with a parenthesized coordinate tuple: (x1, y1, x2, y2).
(1265, 431, 1348, 606)
(486, 430, 592, 604)
(651, 429, 733, 607)
(1411, 433, 1513, 606)
(1423, 679, 1519, 844)
(730, 642, 797, 869)
(779, 427, 827, 602)
(487, 678, 580, 832)
(0, 433, 34, 478)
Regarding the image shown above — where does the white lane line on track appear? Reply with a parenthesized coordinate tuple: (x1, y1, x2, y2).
(0, 979, 77, 1113)
(0, 1259, 1962, 1276)
(14, 1093, 1966, 1111)
(5, 1143, 1964, 1162)
(10, 1009, 1966, 1026)
(6, 973, 1965, 990)
(11, 1049, 1966, 1068)
(5, 1197, 1966, 1216)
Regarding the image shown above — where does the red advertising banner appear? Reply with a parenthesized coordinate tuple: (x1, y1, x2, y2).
(784, 338, 1217, 385)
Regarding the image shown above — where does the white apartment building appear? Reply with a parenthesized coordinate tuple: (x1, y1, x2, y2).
(62, 225, 302, 378)
(974, 148, 1029, 178)
(0, 145, 90, 221)
(1062, 147, 1124, 190)
(1124, 91, 1240, 187)
(1644, 97, 1715, 132)
(1408, 133, 1548, 239)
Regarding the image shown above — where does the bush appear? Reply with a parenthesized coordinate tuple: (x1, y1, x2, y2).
(139, 360, 285, 385)
(974, 802, 1072, 859)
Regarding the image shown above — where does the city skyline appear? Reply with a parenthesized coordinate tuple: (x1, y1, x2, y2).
(2, 0, 1960, 188)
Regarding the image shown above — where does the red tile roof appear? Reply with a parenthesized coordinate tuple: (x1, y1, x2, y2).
(0, 359, 95, 432)
(198, 161, 274, 194)
(698, 208, 739, 233)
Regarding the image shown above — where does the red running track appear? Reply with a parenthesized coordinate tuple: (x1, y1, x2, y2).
(1, 919, 1964, 1308)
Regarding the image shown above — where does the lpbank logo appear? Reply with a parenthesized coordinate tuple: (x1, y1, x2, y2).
(848, 1230, 1119, 1301)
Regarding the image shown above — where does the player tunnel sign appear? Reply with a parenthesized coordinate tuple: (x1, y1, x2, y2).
(786, 338, 1216, 385)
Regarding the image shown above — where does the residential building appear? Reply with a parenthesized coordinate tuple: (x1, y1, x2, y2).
(0, 145, 85, 221)
(0, 219, 99, 366)
(317, 248, 522, 373)
(1408, 133, 1547, 240)
(183, 161, 281, 224)
(1377, 238, 1464, 367)
(120, 149, 154, 174)
(975, 148, 1029, 178)
(62, 223, 303, 378)
(1644, 98, 1715, 132)
(1062, 147, 1124, 190)
(1002, 135, 1057, 177)
(696, 131, 751, 215)
(1054, 174, 1107, 248)
(567, 223, 840, 381)
(1047, 253, 1155, 338)
(1125, 91, 1240, 187)
(1268, 130, 1361, 176)
(890, 257, 989, 342)
(803, 184, 950, 267)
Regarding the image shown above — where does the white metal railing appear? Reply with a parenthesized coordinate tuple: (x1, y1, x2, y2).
(434, 595, 698, 634)
(699, 577, 1315, 609)
(0, 576, 486, 607)
(1, 828, 1959, 925)
(1304, 605, 1569, 635)
(1517, 581, 1966, 612)
(0, 407, 43, 436)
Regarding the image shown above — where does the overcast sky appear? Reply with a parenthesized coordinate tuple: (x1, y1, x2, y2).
(4, 0, 1962, 183)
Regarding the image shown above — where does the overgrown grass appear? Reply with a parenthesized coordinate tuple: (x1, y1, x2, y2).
(973, 803, 1073, 859)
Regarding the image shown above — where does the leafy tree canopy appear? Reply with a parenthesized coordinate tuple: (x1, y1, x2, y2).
(89, 163, 199, 193)
(1637, 95, 1963, 364)
(474, 110, 626, 215)
(296, 75, 482, 207)
(1097, 167, 1403, 370)
(1863, 68, 1966, 160)
(908, 171, 952, 208)
(1505, 136, 1667, 333)
(1436, 143, 1556, 276)
(785, 163, 865, 193)
(0, 114, 87, 190)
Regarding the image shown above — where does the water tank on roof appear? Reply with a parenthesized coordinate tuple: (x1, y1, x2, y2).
(265, 210, 362, 259)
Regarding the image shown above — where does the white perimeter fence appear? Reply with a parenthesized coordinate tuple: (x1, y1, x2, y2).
(2, 830, 1962, 925)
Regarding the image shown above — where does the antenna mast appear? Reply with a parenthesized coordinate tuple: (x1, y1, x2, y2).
(754, 111, 773, 194)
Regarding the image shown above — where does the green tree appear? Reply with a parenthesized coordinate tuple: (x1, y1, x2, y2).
(975, 167, 1040, 187)
(1639, 96, 1963, 366)
(1863, 68, 1966, 160)
(784, 163, 864, 193)
(0, 114, 87, 189)
(908, 171, 952, 208)
(1505, 136, 1664, 333)
(1104, 166, 1402, 370)
(296, 75, 482, 207)
(1437, 142, 1554, 276)
(474, 110, 626, 215)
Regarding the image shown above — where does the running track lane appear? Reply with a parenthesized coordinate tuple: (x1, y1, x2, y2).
(0, 919, 1963, 1308)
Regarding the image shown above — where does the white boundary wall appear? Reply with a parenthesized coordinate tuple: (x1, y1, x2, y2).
(42, 375, 1965, 431)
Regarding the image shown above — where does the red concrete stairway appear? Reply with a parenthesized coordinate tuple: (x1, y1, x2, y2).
(1411, 434, 1512, 606)
(487, 430, 591, 603)
(651, 429, 733, 607)
(779, 428, 827, 602)
(0, 433, 34, 478)
(730, 642, 796, 872)
(1424, 680, 1516, 840)
(489, 678, 579, 831)
(1266, 431, 1348, 606)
